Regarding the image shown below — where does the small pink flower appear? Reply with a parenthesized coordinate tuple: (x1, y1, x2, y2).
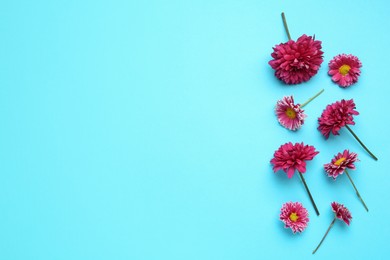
(269, 34, 324, 84)
(324, 150, 358, 179)
(275, 96, 306, 130)
(331, 202, 352, 225)
(318, 99, 359, 139)
(280, 202, 309, 233)
(326, 153, 368, 211)
(270, 142, 319, 178)
(313, 202, 352, 254)
(328, 54, 362, 88)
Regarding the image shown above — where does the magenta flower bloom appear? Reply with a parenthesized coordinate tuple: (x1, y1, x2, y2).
(318, 99, 359, 139)
(275, 96, 306, 130)
(313, 202, 352, 254)
(328, 54, 362, 88)
(331, 202, 352, 225)
(271, 142, 319, 178)
(271, 142, 320, 215)
(325, 151, 368, 211)
(280, 202, 309, 233)
(318, 99, 378, 161)
(269, 34, 324, 84)
(324, 150, 358, 179)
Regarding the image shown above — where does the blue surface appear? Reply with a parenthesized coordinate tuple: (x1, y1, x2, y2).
(1, 0, 389, 259)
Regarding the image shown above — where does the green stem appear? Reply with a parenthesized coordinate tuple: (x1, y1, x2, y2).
(298, 172, 320, 216)
(300, 89, 324, 108)
(345, 125, 378, 161)
(281, 12, 292, 41)
(345, 169, 369, 212)
(312, 217, 336, 254)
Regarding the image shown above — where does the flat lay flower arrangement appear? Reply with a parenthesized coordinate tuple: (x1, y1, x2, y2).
(268, 13, 378, 254)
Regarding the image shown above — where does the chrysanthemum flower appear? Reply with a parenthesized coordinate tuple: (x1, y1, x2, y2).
(275, 96, 306, 130)
(271, 142, 320, 215)
(271, 142, 319, 178)
(275, 89, 324, 131)
(313, 202, 352, 254)
(280, 202, 309, 233)
(318, 99, 377, 161)
(324, 150, 368, 211)
(331, 202, 353, 225)
(269, 34, 324, 84)
(324, 150, 358, 179)
(318, 99, 359, 139)
(328, 54, 362, 88)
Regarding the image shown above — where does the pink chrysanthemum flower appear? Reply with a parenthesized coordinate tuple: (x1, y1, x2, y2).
(280, 202, 309, 233)
(318, 99, 378, 161)
(318, 99, 359, 139)
(275, 89, 324, 131)
(324, 150, 358, 179)
(313, 202, 352, 254)
(331, 202, 352, 225)
(325, 151, 368, 211)
(269, 34, 324, 85)
(271, 142, 320, 215)
(271, 142, 319, 178)
(275, 96, 306, 130)
(328, 54, 362, 88)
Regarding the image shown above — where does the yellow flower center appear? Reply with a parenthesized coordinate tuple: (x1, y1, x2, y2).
(285, 107, 296, 119)
(334, 157, 346, 166)
(289, 212, 299, 222)
(339, 65, 351, 76)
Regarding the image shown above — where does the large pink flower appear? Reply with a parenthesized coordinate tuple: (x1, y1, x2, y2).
(275, 96, 306, 130)
(280, 202, 309, 233)
(331, 202, 352, 225)
(324, 150, 358, 179)
(328, 54, 362, 88)
(269, 34, 324, 85)
(318, 99, 359, 139)
(270, 142, 319, 178)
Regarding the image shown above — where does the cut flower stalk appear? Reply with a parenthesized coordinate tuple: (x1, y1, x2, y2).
(299, 172, 320, 216)
(345, 125, 378, 161)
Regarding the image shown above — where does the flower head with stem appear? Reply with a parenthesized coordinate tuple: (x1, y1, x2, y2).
(269, 13, 324, 85)
(324, 150, 368, 211)
(318, 99, 378, 161)
(324, 149, 358, 179)
(275, 89, 324, 131)
(271, 142, 320, 215)
(312, 202, 352, 254)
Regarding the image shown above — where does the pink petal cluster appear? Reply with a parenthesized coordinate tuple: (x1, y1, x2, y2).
(270, 142, 319, 178)
(328, 54, 362, 88)
(275, 96, 306, 131)
(331, 202, 352, 225)
(324, 150, 358, 179)
(318, 99, 359, 139)
(269, 34, 324, 84)
(280, 202, 309, 233)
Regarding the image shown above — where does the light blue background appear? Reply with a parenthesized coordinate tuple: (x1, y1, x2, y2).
(1, 0, 389, 259)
